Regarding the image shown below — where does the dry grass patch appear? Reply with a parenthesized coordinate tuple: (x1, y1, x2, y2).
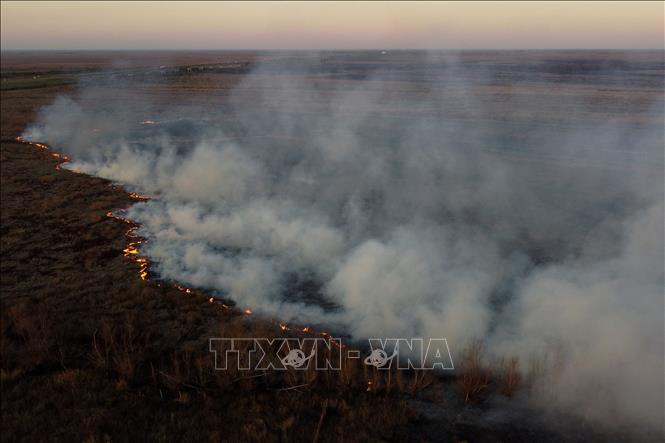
(456, 339, 492, 403)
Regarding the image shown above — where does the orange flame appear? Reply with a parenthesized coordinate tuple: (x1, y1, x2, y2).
(333, 340, 346, 349)
(128, 191, 149, 201)
(18, 135, 344, 341)
(17, 136, 69, 162)
(106, 210, 151, 282)
(175, 285, 193, 295)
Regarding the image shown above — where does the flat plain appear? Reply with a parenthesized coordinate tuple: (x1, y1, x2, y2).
(1, 50, 663, 442)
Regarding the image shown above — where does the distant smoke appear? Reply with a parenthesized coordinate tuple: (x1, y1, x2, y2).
(24, 52, 664, 432)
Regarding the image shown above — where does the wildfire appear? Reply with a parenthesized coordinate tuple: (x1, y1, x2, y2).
(333, 340, 346, 350)
(123, 244, 140, 255)
(18, 134, 155, 287)
(106, 211, 132, 224)
(175, 285, 193, 295)
(106, 208, 151, 282)
(17, 135, 342, 342)
(16, 136, 47, 150)
(128, 191, 149, 201)
(16, 136, 71, 170)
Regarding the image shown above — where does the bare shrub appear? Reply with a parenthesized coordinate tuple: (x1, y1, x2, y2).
(456, 339, 492, 403)
(160, 351, 192, 391)
(90, 320, 114, 370)
(112, 316, 146, 382)
(410, 369, 435, 394)
(89, 315, 148, 383)
(5, 302, 54, 367)
(497, 355, 522, 397)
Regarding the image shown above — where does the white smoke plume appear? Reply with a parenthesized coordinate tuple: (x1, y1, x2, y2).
(23, 52, 664, 432)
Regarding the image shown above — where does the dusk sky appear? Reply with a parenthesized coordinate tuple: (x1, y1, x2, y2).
(1, 1, 663, 50)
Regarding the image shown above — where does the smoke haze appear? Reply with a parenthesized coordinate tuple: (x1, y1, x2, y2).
(23, 51, 664, 432)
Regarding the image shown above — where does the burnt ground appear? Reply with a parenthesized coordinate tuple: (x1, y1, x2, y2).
(1, 51, 662, 443)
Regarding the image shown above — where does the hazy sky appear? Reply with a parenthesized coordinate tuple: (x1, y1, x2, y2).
(1, 1, 663, 50)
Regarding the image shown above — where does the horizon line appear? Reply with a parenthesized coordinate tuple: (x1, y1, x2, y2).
(3, 48, 664, 52)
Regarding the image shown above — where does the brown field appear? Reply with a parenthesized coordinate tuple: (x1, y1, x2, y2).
(1, 51, 660, 442)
